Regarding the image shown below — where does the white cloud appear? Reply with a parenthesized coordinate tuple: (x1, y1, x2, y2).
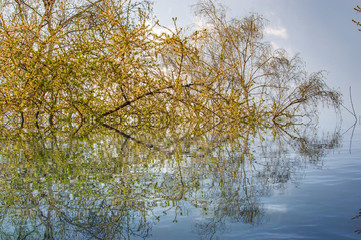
(264, 26, 288, 39)
(192, 16, 215, 31)
(269, 41, 297, 56)
(152, 25, 174, 35)
(270, 41, 280, 50)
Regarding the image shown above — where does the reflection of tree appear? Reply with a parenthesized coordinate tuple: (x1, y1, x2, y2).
(0, 120, 341, 239)
(0, 131, 158, 239)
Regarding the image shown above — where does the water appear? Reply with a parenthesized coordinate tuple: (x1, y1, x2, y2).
(0, 120, 360, 239)
(149, 124, 361, 240)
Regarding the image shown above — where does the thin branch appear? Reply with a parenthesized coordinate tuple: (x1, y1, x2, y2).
(349, 86, 357, 122)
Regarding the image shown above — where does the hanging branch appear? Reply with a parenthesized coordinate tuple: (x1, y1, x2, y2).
(353, 5, 361, 31)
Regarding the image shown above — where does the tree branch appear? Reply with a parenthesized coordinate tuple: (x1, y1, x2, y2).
(100, 83, 196, 118)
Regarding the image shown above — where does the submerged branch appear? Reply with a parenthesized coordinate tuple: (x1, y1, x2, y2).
(100, 83, 197, 118)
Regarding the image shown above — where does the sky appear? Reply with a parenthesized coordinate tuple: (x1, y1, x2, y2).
(152, 0, 361, 123)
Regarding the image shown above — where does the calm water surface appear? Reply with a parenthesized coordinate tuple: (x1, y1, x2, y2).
(0, 120, 360, 239)
(150, 123, 361, 240)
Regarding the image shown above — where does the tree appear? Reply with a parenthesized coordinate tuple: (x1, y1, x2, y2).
(0, 0, 159, 128)
(0, 0, 218, 131)
(0, 0, 341, 134)
(192, 0, 341, 124)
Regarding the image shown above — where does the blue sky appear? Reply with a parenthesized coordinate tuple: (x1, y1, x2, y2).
(153, 0, 361, 120)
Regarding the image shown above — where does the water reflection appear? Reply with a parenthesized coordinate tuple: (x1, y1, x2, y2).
(0, 122, 341, 239)
(353, 209, 361, 234)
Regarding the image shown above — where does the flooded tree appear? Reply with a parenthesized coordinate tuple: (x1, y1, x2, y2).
(192, 1, 341, 123)
(0, 0, 341, 134)
(0, 1, 345, 238)
(0, 0, 158, 130)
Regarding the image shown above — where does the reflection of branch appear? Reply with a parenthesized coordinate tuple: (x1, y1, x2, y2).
(101, 120, 225, 155)
(340, 87, 358, 153)
(341, 87, 358, 123)
(18, 221, 43, 240)
(271, 124, 341, 160)
(352, 208, 361, 234)
(342, 122, 357, 154)
(101, 124, 155, 149)
(59, 212, 103, 240)
(349, 87, 357, 122)
(276, 125, 306, 143)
